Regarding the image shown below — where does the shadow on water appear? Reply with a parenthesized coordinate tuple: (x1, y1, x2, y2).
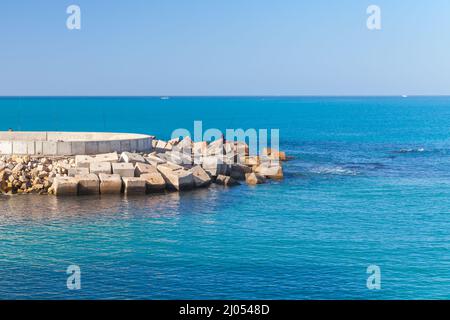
(0, 186, 232, 224)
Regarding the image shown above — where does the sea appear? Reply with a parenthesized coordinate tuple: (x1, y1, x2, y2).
(1, 96, 450, 299)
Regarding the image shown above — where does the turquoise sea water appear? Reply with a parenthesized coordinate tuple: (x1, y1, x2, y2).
(1, 97, 450, 299)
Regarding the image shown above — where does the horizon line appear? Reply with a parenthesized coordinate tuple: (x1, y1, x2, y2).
(1, 94, 450, 98)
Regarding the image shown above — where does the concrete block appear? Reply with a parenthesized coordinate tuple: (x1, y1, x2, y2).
(230, 164, 252, 180)
(76, 173, 100, 195)
(189, 165, 211, 188)
(157, 164, 194, 191)
(68, 167, 89, 177)
(53, 177, 78, 196)
(98, 141, 111, 153)
(110, 140, 121, 153)
(243, 156, 260, 166)
(99, 173, 122, 194)
(155, 140, 168, 153)
(193, 141, 207, 162)
(112, 162, 135, 177)
(137, 139, 146, 152)
(135, 162, 158, 176)
(85, 141, 99, 154)
(75, 155, 95, 168)
(145, 154, 166, 166)
(26, 141, 35, 155)
(120, 152, 146, 164)
(57, 142, 72, 155)
(0, 141, 12, 155)
(254, 164, 284, 179)
(13, 141, 27, 154)
(35, 141, 44, 155)
(90, 162, 112, 175)
(235, 142, 249, 157)
(130, 139, 138, 152)
(201, 156, 228, 176)
(42, 141, 57, 155)
(245, 172, 266, 185)
(71, 141, 86, 155)
(215, 175, 240, 187)
(120, 140, 131, 152)
(122, 177, 146, 194)
(94, 152, 118, 163)
(140, 172, 166, 192)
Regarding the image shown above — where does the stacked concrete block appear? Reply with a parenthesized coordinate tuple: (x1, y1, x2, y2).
(215, 175, 239, 187)
(140, 172, 166, 192)
(112, 163, 135, 177)
(68, 167, 89, 177)
(76, 174, 100, 195)
(245, 173, 266, 185)
(90, 162, 112, 175)
(99, 173, 122, 194)
(119, 152, 146, 164)
(122, 177, 146, 194)
(189, 165, 211, 188)
(145, 154, 166, 166)
(134, 162, 158, 176)
(52, 177, 78, 196)
(157, 163, 194, 191)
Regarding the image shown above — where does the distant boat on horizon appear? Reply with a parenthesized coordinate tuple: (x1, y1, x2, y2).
(160, 96, 170, 100)
(402, 95, 408, 98)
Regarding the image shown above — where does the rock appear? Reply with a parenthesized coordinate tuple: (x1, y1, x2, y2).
(154, 140, 166, 153)
(242, 156, 260, 166)
(168, 137, 180, 145)
(235, 142, 249, 157)
(215, 175, 240, 186)
(98, 173, 122, 194)
(177, 136, 192, 150)
(145, 154, 166, 166)
(12, 163, 24, 172)
(89, 162, 112, 175)
(40, 158, 51, 165)
(76, 173, 100, 195)
(201, 156, 228, 176)
(134, 162, 158, 176)
(224, 142, 235, 155)
(151, 139, 158, 150)
(269, 150, 287, 161)
(192, 141, 207, 164)
(94, 152, 119, 163)
(52, 177, 78, 196)
(157, 164, 194, 191)
(165, 151, 192, 167)
(119, 152, 146, 164)
(245, 172, 266, 185)
(254, 164, 284, 179)
(230, 164, 252, 180)
(189, 165, 211, 188)
(140, 172, 166, 192)
(112, 162, 135, 177)
(206, 139, 224, 156)
(262, 148, 286, 161)
(68, 167, 89, 177)
(122, 177, 146, 194)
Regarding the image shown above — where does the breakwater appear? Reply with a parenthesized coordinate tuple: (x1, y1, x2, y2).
(0, 133, 286, 196)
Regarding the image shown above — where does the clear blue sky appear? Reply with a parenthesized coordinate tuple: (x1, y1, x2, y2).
(1, 1, 449, 96)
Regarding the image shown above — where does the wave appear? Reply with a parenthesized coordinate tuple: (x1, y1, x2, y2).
(393, 148, 425, 154)
(310, 166, 358, 176)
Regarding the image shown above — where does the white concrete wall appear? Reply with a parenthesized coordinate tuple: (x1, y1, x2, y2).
(0, 132, 154, 156)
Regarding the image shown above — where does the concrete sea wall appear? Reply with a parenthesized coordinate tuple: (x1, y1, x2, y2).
(0, 132, 154, 156)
